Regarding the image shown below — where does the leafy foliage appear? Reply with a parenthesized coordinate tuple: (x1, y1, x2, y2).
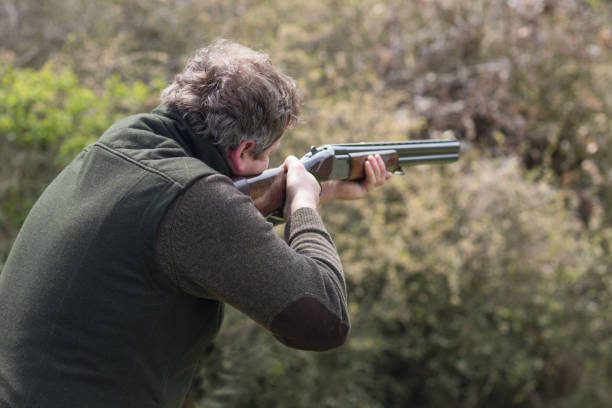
(1, 0, 612, 406)
(0, 62, 162, 266)
(191, 160, 611, 407)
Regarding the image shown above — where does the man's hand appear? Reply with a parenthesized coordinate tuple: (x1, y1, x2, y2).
(283, 156, 321, 219)
(320, 154, 392, 203)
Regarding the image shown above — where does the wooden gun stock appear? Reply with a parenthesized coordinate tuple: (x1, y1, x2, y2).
(234, 167, 287, 218)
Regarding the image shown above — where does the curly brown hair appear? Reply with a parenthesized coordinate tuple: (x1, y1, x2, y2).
(161, 39, 300, 155)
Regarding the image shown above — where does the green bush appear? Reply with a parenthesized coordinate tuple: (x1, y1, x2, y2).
(189, 158, 611, 408)
(2, 0, 612, 406)
(0, 62, 162, 268)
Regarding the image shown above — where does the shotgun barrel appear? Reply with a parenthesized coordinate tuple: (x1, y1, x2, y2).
(300, 139, 460, 180)
(331, 139, 460, 166)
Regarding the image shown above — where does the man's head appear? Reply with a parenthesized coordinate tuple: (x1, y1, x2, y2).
(161, 39, 300, 175)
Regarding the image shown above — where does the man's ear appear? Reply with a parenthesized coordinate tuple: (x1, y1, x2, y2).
(226, 140, 256, 175)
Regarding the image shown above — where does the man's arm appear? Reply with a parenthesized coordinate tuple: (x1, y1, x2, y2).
(154, 174, 349, 351)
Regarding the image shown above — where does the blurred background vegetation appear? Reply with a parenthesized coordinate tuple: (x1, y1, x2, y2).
(2, 0, 612, 406)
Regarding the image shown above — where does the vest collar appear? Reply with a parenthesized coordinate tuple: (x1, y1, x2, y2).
(152, 104, 232, 177)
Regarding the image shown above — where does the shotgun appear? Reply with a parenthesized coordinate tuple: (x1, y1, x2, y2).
(234, 139, 460, 223)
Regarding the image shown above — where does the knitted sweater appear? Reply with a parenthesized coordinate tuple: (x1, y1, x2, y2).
(155, 174, 350, 351)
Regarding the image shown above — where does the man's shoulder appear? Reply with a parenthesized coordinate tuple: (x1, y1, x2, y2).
(183, 174, 243, 204)
(99, 110, 174, 149)
(176, 174, 260, 224)
(89, 110, 217, 188)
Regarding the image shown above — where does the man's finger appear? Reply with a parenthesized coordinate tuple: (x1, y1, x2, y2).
(370, 155, 384, 185)
(363, 160, 375, 191)
(284, 155, 300, 169)
(376, 155, 386, 178)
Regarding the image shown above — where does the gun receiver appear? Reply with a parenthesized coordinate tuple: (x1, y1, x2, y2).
(234, 139, 460, 222)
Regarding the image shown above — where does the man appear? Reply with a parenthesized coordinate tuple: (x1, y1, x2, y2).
(0, 40, 390, 407)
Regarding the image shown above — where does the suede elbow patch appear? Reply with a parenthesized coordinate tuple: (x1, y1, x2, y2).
(269, 296, 349, 351)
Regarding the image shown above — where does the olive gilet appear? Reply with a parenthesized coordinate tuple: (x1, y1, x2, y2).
(0, 105, 230, 407)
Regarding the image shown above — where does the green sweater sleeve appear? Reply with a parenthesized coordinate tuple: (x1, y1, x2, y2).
(154, 174, 349, 351)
